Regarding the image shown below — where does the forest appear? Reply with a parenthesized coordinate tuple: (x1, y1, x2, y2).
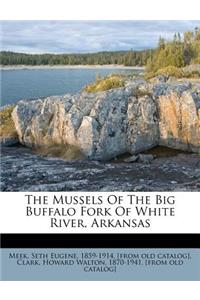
(146, 27, 200, 72)
(0, 49, 152, 66)
(0, 27, 199, 68)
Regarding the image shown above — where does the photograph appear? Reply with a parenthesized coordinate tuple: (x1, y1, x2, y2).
(0, 0, 200, 285)
(0, 20, 200, 192)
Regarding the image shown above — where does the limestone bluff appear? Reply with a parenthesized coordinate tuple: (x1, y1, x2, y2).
(12, 77, 200, 161)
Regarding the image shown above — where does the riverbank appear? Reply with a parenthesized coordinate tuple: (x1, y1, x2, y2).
(1, 75, 199, 192)
(0, 65, 145, 71)
(1, 145, 199, 191)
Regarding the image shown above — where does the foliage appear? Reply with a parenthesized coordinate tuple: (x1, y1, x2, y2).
(183, 69, 200, 78)
(1, 27, 200, 75)
(146, 27, 200, 75)
(145, 66, 200, 80)
(35, 144, 85, 160)
(0, 49, 153, 67)
(84, 74, 125, 93)
(0, 105, 17, 138)
(145, 66, 184, 79)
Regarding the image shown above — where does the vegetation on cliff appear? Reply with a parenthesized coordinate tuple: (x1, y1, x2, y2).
(84, 74, 125, 93)
(145, 66, 200, 80)
(145, 66, 183, 79)
(0, 105, 17, 139)
(146, 27, 200, 77)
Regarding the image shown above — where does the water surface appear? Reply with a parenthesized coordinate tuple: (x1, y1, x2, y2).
(1, 68, 138, 106)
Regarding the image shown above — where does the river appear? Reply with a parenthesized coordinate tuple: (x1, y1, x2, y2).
(0, 67, 139, 106)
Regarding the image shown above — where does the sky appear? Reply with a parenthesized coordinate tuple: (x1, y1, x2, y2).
(1, 20, 200, 54)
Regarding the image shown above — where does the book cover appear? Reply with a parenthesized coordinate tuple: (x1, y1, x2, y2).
(0, 19, 200, 281)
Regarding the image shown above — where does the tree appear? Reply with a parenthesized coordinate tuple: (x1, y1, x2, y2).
(146, 27, 200, 73)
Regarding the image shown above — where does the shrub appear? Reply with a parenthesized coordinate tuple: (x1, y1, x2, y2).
(84, 74, 125, 93)
(155, 66, 184, 78)
(145, 66, 184, 80)
(145, 66, 200, 80)
(35, 144, 85, 160)
(144, 71, 157, 80)
(183, 70, 200, 78)
(0, 105, 17, 138)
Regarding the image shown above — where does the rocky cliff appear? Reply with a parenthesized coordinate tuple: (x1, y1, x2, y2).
(153, 80, 200, 153)
(12, 79, 200, 161)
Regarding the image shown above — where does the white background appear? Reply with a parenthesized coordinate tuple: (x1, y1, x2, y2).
(0, 0, 200, 20)
(0, 193, 199, 294)
(0, 192, 200, 233)
(0, 282, 200, 300)
(1, 0, 200, 297)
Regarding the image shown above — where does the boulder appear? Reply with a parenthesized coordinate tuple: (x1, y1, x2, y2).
(124, 155, 138, 163)
(138, 154, 155, 163)
(12, 82, 158, 161)
(156, 88, 200, 152)
(12, 79, 200, 161)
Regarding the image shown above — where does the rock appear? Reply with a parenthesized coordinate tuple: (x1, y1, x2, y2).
(0, 137, 19, 147)
(157, 89, 200, 153)
(153, 81, 192, 98)
(138, 154, 155, 163)
(11, 79, 200, 161)
(151, 75, 169, 83)
(127, 95, 159, 154)
(124, 155, 138, 163)
(1, 146, 200, 191)
(134, 185, 144, 191)
(12, 83, 158, 161)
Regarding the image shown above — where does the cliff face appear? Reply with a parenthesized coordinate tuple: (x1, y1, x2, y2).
(157, 91, 200, 152)
(12, 79, 200, 161)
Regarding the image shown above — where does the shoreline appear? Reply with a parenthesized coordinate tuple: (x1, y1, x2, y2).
(1, 145, 199, 192)
(0, 64, 145, 71)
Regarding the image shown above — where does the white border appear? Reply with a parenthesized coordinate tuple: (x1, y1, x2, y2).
(0, 282, 200, 300)
(1, 0, 199, 292)
(0, 0, 200, 20)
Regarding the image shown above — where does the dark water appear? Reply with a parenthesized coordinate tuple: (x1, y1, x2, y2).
(0, 68, 138, 106)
